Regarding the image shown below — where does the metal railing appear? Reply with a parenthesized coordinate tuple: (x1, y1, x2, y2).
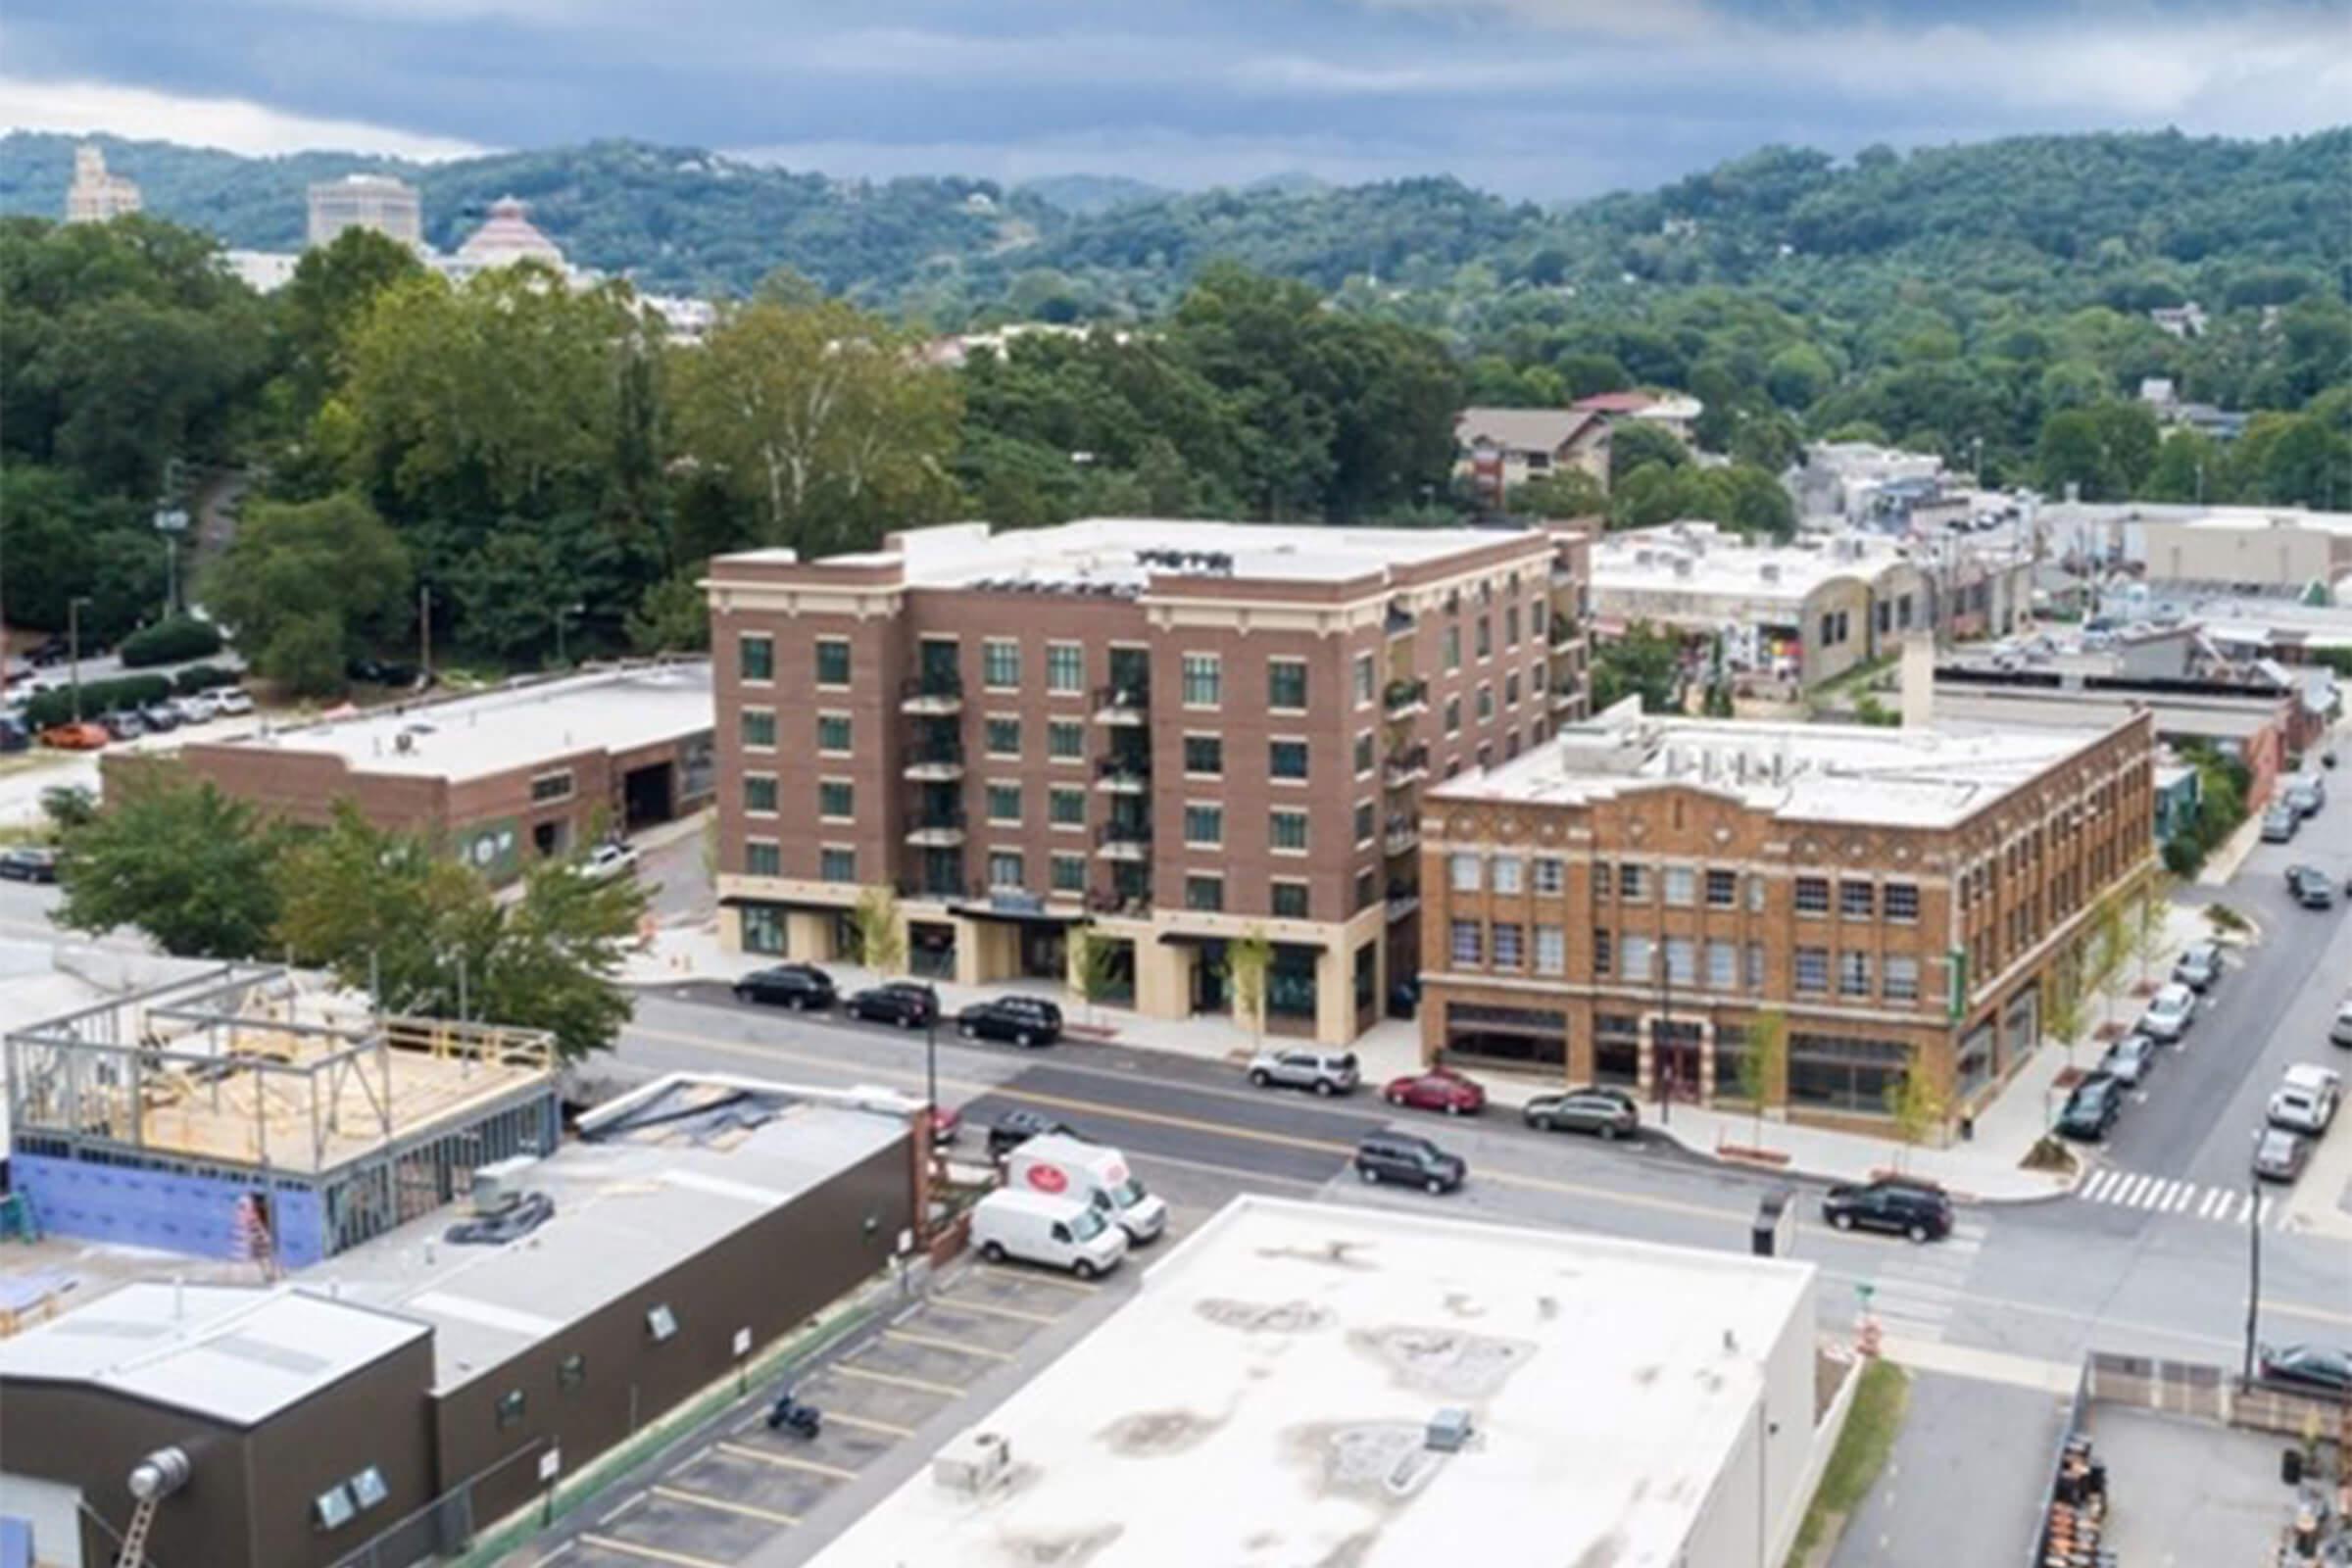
(1384, 677, 1429, 715)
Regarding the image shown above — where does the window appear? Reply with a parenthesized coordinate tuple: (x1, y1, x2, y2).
(988, 852, 1024, 889)
(1445, 697, 1462, 735)
(1884, 955, 1921, 1001)
(1505, 671, 1520, 707)
(1476, 617, 1493, 659)
(351, 1467, 390, 1510)
(1492, 856, 1525, 895)
(746, 842, 781, 877)
(814, 712, 849, 753)
(1354, 653, 1376, 705)
(1839, 881, 1875, 919)
(1272, 882, 1310, 918)
(1046, 643, 1084, 694)
(818, 780, 854, 819)
(558, 1353, 587, 1393)
(1705, 868, 1737, 907)
(1788, 1034, 1913, 1113)
(982, 639, 1020, 689)
(1621, 934, 1655, 979)
(819, 848, 856, 883)
(315, 1485, 358, 1531)
(986, 785, 1021, 824)
(1354, 733, 1376, 774)
(1664, 937, 1695, 985)
(983, 716, 1020, 757)
(1505, 605, 1521, 646)
(1185, 875, 1224, 912)
(1593, 860, 1611, 900)
(1794, 947, 1830, 994)
(1839, 952, 1873, 997)
(1593, 928, 1613, 976)
(1450, 919, 1483, 965)
(1050, 787, 1086, 826)
(1354, 802, 1376, 845)
(496, 1390, 526, 1430)
(1184, 805, 1224, 846)
(1270, 809, 1309, 853)
(1181, 654, 1222, 707)
(1662, 866, 1696, 906)
(1444, 626, 1462, 670)
(1476, 685, 1494, 721)
(1534, 925, 1566, 975)
(530, 770, 573, 803)
(1794, 877, 1830, 915)
(813, 638, 850, 687)
(1183, 734, 1223, 775)
(1269, 739, 1309, 780)
(739, 633, 774, 682)
(743, 906, 784, 954)
(1745, 942, 1765, 990)
(1355, 868, 1379, 911)
(744, 774, 778, 814)
(1493, 922, 1525, 969)
(1534, 858, 1564, 894)
(1048, 720, 1085, 760)
(1052, 854, 1087, 894)
(1885, 883, 1920, 922)
(742, 709, 777, 750)
(1449, 853, 1483, 893)
(1267, 659, 1308, 710)
(1618, 863, 1647, 900)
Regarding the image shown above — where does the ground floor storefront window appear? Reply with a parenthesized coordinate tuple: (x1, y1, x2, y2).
(741, 904, 786, 956)
(1267, 945, 1320, 1037)
(1788, 1033, 1913, 1114)
(909, 921, 956, 980)
(1592, 1013, 1641, 1086)
(1444, 1001, 1567, 1067)
(1955, 1020, 1996, 1103)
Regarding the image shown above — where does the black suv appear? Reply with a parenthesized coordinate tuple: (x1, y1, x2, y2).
(733, 963, 837, 1010)
(0, 846, 59, 884)
(846, 981, 939, 1029)
(1821, 1177, 1954, 1243)
(1352, 1131, 1466, 1195)
(956, 996, 1063, 1048)
(986, 1108, 1082, 1159)
(2288, 865, 2336, 910)
(2057, 1075, 2125, 1141)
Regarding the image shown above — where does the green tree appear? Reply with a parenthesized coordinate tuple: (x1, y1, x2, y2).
(851, 885, 906, 976)
(1067, 925, 1122, 1025)
(1764, 345, 1833, 410)
(1733, 1008, 1788, 1148)
(625, 570, 712, 654)
(0, 466, 160, 640)
(277, 226, 425, 415)
(2143, 429, 2223, 503)
(203, 491, 412, 694)
(1884, 1058, 1948, 1172)
(2085, 888, 2131, 1028)
(2044, 948, 2090, 1074)
(1608, 420, 1690, 484)
(1505, 470, 1607, 517)
(1592, 620, 1684, 712)
(53, 778, 286, 957)
(1225, 925, 1274, 1049)
(2130, 871, 2175, 984)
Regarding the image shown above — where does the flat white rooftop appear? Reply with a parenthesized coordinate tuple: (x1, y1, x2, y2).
(208, 662, 712, 781)
(808, 1196, 1815, 1568)
(1431, 699, 2112, 827)
(1591, 521, 1910, 611)
(722, 517, 1526, 592)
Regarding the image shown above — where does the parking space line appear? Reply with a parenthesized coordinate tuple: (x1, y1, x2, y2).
(927, 1293, 1062, 1326)
(975, 1265, 1097, 1295)
(576, 1535, 732, 1568)
(827, 1363, 965, 1397)
(884, 1328, 1014, 1360)
(599, 1493, 648, 1527)
(817, 1409, 916, 1437)
(652, 1484, 800, 1527)
(716, 1442, 860, 1481)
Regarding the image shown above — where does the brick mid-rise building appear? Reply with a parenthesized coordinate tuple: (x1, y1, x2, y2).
(705, 518, 1592, 1045)
(1415, 697, 2156, 1127)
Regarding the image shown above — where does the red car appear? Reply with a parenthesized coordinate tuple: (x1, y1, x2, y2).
(1382, 1068, 1486, 1115)
(930, 1103, 963, 1143)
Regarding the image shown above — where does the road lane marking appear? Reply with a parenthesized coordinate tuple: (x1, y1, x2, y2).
(827, 1363, 963, 1397)
(716, 1443, 858, 1481)
(884, 1328, 1013, 1360)
(927, 1293, 1061, 1326)
(2200, 1188, 2229, 1218)
(652, 1485, 800, 1526)
(576, 1536, 731, 1568)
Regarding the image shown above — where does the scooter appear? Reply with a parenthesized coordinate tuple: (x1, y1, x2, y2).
(765, 1390, 822, 1440)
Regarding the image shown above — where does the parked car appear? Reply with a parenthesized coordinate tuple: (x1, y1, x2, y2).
(732, 963, 836, 1010)
(845, 981, 938, 1029)
(2171, 942, 2224, 992)
(2137, 982, 2197, 1042)
(2057, 1076, 2126, 1141)
(2285, 774, 2326, 818)
(0, 846, 60, 884)
(1247, 1048, 1360, 1097)
(214, 687, 255, 716)
(956, 995, 1063, 1048)
(1004, 1133, 1166, 1243)
(2272, 1063, 2342, 1131)
(1352, 1131, 1466, 1195)
(38, 721, 108, 751)
(136, 703, 179, 733)
(1821, 1177, 1955, 1244)
(173, 691, 222, 724)
(1522, 1088, 1641, 1140)
(2269, 1081, 2334, 1136)
(2253, 1126, 2310, 1182)
(2099, 1033, 2159, 1088)
(574, 841, 639, 882)
(2332, 993, 2352, 1049)
(1381, 1067, 1486, 1115)
(2256, 1343, 2352, 1395)
(2288, 865, 2337, 910)
(986, 1107, 1082, 1160)
(2261, 805, 2299, 842)
(25, 635, 70, 667)
(0, 715, 28, 754)
(968, 1188, 1126, 1279)
(100, 711, 144, 742)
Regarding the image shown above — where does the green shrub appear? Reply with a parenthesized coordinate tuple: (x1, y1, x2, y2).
(118, 616, 223, 668)
(23, 675, 172, 729)
(172, 663, 241, 695)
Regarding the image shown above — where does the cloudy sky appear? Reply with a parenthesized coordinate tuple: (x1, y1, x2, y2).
(2, 1, 2346, 196)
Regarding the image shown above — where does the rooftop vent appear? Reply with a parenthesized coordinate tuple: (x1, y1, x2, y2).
(1425, 1408, 1475, 1453)
(933, 1430, 1014, 1496)
(1759, 563, 1783, 584)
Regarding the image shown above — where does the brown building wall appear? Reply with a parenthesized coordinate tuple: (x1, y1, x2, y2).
(436, 1135, 913, 1529)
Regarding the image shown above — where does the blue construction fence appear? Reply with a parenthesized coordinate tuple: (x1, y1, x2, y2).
(12, 1155, 329, 1269)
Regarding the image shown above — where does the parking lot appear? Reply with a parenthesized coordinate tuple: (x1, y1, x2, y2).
(528, 1264, 1102, 1568)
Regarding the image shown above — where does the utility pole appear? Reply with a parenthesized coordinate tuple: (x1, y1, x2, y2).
(2243, 1167, 2263, 1387)
(68, 596, 90, 723)
(418, 585, 432, 680)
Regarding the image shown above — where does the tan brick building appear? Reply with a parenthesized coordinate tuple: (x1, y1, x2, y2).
(1415, 699, 2156, 1127)
(705, 518, 1592, 1045)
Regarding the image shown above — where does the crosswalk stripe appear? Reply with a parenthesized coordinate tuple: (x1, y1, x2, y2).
(2134, 1179, 2167, 1209)
(2081, 1169, 2117, 1201)
(2200, 1188, 2229, 1219)
(2121, 1174, 2153, 1205)
(2256, 1196, 2274, 1226)
(2167, 1184, 2195, 1213)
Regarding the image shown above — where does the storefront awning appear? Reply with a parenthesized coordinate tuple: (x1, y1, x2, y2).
(950, 898, 1086, 926)
(719, 895, 851, 915)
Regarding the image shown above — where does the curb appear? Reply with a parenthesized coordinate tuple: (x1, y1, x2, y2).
(1651, 1126, 2083, 1207)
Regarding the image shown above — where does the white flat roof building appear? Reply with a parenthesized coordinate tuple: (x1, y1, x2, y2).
(1591, 520, 1911, 619)
(808, 1196, 1826, 1568)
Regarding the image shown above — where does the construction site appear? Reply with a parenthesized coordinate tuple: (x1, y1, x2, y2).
(3, 965, 560, 1268)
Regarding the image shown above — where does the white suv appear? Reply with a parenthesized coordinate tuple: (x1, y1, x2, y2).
(2138, 983, 2197, 1043)
(2331, 996, 2352, 1049)
(1247, 1049, 1360, 1097)
(2269, 1064, 2342, 1135)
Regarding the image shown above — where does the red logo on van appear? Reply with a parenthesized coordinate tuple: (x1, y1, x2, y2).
(1024, 1164, 1069, 1195)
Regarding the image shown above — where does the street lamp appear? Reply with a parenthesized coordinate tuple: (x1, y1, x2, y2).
(67, 595, 92, 723)
(553, 600, 585, 669)
(2242, 1163, 2263, 1387)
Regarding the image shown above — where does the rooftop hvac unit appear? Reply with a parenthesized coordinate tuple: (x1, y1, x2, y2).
(1425, 1408, 1475, 1452)
(468, 1154, 542, 1215)
(933, 1430, 1014, 1496)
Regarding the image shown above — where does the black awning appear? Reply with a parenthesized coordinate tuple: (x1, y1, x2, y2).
(719, 896, 852, 915)
(950, 901, 1085, 926)
(1157, 930, 1227, 948)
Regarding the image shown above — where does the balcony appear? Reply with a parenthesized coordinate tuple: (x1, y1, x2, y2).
(905, 807, 967, 848)
(1386, 879, 1421, 924)
(1093, 681, 1150, 725)
(1095, 756, 1152, 794)
(1549, 614, 1581, 651)
(1551, 686, 1582, 712)
(1384, 745, 1430, 790)
(902, 741, 965, 782)
(1383, 817, 1422, 857)
(900, 672, 963, 715)
(1384, 677, 1429, 721)
(1386, 599, 1416, 638)
(1095, 820, 1153, 861)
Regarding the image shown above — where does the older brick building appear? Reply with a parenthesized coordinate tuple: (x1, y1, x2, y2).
(1415, 699, 2156, 1126)
(705, 518, 1592, 1046)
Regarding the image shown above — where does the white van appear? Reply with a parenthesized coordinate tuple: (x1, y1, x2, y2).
(2331, 996, 2352, 1049)
(968, 1187, 1127, 1279)
(1005, 1134, 1168, 1244)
